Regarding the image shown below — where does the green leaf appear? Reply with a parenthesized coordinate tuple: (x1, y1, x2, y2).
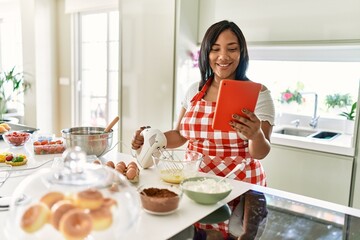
(339, 102, 357, 120)
(13, 155, 24, 162)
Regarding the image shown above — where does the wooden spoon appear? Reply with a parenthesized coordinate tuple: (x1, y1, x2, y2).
(104, 116, 120, 133)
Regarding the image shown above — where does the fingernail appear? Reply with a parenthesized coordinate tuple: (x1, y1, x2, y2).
(242, 109, 247, 113)
(232, 114, 238, 118)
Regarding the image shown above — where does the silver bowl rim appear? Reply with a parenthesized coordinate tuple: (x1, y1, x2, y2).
(61, 126, 113, 136)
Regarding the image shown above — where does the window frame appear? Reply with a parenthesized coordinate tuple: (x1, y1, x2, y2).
(73, 10, 119, 127)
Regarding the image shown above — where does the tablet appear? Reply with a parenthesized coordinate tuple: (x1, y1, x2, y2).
(212, 80, 262, 132)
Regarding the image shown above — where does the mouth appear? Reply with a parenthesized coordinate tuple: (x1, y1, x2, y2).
(217, 63, 231, 68)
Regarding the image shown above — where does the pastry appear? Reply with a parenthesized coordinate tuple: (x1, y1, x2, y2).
(50, 200, 76, 230)
(40, 191, 65, 208)
(89, 206, 112, 231)
(59, 209, 93, 240)
(5, 153, 27, 166)
(74, 188, 104, 210)
(20, 202, 50, 233)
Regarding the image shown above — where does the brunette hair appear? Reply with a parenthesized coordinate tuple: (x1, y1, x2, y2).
(198, 20, 249, 91)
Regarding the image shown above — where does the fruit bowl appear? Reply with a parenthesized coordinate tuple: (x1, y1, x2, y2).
(3, 131, 31, 147)
(180, 177, 232, 205)
(152, 149, 203, 184)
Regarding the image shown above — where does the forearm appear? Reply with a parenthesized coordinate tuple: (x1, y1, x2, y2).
(248, 130, 271, 159)
(164, 130, 188, 148)
(247, 120, 273, 159)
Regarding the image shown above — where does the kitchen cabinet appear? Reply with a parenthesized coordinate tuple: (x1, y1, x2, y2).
(261, 144, 353, 206)
(352, 161, 360, 209)
(351, 117, 360, 209)
(198, 0, 360, 44)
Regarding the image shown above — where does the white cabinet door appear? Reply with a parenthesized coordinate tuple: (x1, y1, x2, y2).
(261, 144, 354, 205)
(352, 158, 360, 209)
(198, 0, 360, 43)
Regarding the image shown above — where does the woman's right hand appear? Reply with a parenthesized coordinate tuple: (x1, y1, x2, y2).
(131, 126, 149, 150)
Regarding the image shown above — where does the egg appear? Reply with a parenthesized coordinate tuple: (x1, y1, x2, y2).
(127, 161, 138, 169)
(115, 164, 126, 174)
(93, 159, 102, 165)
(106, 161, 115, 169)
(116, 161, 126, 169)
(127, 164, 138, 171)
(126, 168, 137, 180)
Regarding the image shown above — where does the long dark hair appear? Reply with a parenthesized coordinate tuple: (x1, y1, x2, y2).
(198, 20, 249, 91)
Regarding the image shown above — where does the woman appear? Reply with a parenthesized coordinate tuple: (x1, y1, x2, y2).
(132, 20, 275, 239)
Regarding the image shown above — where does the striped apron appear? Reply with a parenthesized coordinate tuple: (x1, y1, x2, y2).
(180, 79, 267, 238)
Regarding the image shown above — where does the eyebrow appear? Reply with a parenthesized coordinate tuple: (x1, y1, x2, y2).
(212, 42, 239, 47)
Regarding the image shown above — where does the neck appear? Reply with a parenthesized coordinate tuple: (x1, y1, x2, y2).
(211, 78, 221, 89)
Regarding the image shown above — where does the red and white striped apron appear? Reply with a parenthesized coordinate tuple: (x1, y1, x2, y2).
(180, 79, 267, 238)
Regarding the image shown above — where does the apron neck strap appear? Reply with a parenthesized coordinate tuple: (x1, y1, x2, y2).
(191, 78, 213, 102)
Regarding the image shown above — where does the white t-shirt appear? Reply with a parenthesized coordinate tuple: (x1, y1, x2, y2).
(181, 81, 275, 126)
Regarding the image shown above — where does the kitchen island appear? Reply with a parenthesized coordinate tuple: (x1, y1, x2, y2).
(1, 141, 360, 239)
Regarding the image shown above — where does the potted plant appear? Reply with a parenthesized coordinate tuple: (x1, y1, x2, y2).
(280, 89, 303, 104)
(339, 102, 357, 135)
(280, 82, 305, 106)
(0, 67, 31, 120)
(339, 102, 357, 120)
(325, 93, 352, 110)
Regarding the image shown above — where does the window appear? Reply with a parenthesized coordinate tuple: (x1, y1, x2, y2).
(0, 3, 24, 122)
(75, 11, 119, 127)
(248, 60, 360, 118)
(175, 45, 360, 126)
(247, 46, 360, 121)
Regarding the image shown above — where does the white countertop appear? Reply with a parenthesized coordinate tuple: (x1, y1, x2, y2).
(0, 143, 251, 240)
(271, 125, 355, 156)
(1, 142, 360, 239)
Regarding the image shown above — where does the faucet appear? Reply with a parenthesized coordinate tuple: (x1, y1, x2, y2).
(301, 92, 320, 128)
(291, 119, 300, 127)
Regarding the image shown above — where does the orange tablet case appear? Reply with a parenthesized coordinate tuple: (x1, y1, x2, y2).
(212, 80, 262, 132)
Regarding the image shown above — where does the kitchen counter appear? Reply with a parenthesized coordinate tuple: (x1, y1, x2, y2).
(0, 143, 251, 240)
(271, 125, 355, 156)
(1, 141, 360, 239)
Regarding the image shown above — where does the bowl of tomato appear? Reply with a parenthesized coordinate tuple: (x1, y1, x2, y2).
(3, 131, 32, 147)
(33, 135, 66, 155)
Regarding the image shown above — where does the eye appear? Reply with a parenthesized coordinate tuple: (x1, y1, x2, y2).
(211, 48, 220, 52)
(228, 48, 238, 52)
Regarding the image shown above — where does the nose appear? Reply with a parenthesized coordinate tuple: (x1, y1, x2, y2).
(218, 50, 230, 60)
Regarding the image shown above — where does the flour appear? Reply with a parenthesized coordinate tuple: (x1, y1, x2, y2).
(182, 178, 231, 193)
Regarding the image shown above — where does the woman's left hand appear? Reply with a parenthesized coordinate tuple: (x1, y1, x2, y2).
(229, 109, 261, 140)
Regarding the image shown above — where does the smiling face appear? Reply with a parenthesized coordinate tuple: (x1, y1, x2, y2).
(209, 29, 240, 82)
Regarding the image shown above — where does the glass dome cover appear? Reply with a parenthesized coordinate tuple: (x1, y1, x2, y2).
(4, 147, 140, 240)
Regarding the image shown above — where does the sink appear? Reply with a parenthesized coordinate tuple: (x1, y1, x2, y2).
(274, 127, 341, 140)
(274, 127, 318, 137)
(311, 131, 340, 140)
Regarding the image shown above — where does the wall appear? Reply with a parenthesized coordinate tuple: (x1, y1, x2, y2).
(56, 0, 72, 134)
(198, 0, 360, 44)
(119, 0, 176, 150)
(173, 0, 200, 124)
(20, 0, 59, 134)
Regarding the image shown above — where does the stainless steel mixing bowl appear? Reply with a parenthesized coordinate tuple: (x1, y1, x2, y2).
(61, 127, 113, 157)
